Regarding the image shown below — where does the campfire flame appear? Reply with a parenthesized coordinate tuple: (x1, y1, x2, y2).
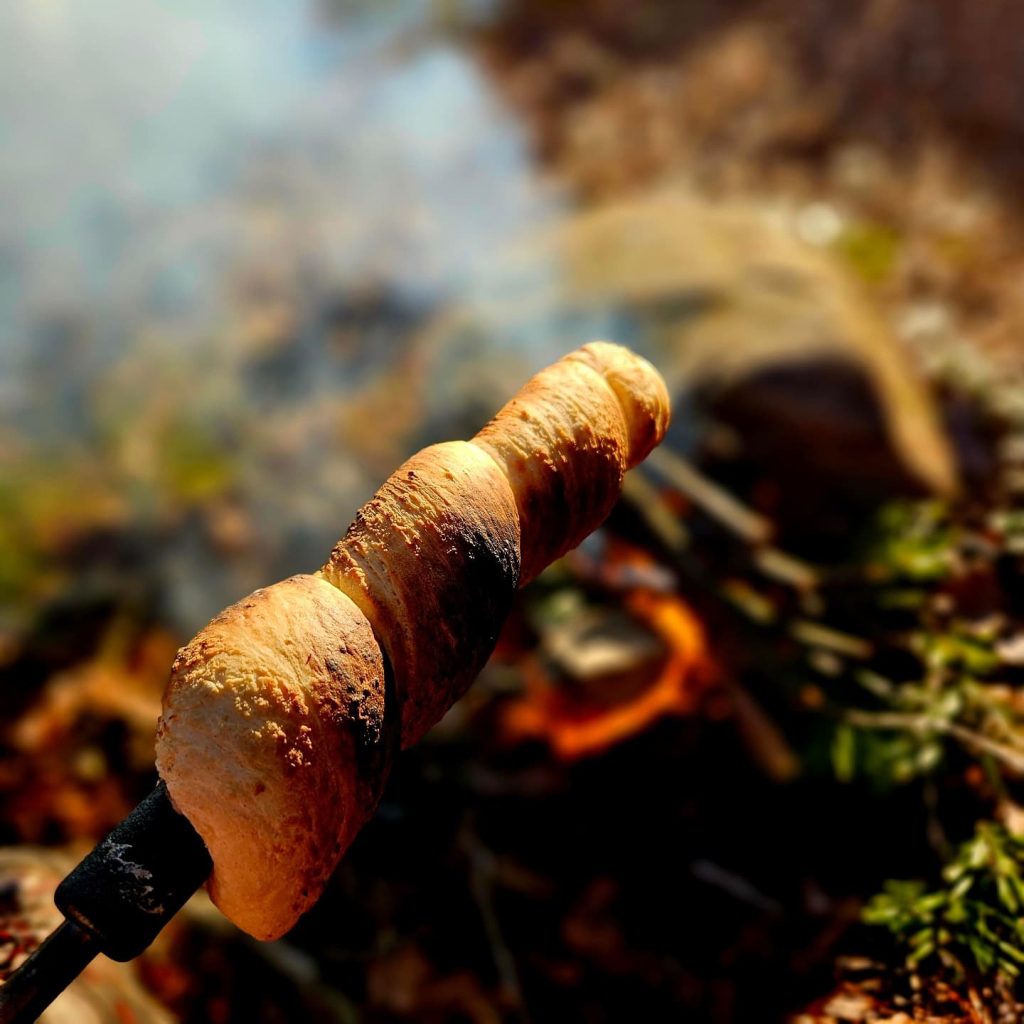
(504, 568, 717, 760)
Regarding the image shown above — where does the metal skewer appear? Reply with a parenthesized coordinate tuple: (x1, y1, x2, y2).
(0, 781, 211, 1023)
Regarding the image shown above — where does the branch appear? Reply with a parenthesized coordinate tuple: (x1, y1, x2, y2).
(844, 710, 1024, 776)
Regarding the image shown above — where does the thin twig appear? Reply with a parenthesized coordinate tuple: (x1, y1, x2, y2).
(844, 710, 1024, 775)
(460, 818, 531, 1024)
(621, 471, 691, 555)
(790, 620, 873, 659)
(753, 547, 821, 591)
(643, 449, 822, 591)
(646, 446, 773, 544)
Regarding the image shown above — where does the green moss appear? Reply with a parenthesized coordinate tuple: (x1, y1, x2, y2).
(155, 421, 236, 503)
(835, 221, 900, 284)
(860, 500, 956, 583)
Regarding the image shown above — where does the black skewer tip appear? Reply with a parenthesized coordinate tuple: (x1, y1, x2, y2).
(0, 781, 211, 1023)
(0, 921, 99, 1024)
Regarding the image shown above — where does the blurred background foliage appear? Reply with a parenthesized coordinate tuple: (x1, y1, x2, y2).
(3, 1, 1024, 1021)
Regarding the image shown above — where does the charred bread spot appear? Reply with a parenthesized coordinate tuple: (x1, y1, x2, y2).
(321, 441, 520, 747)
(156, 574, 393, 940)
(472, 357, 628, 583)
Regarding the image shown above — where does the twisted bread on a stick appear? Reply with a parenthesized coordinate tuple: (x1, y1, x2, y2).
(156, 342, 669, 940)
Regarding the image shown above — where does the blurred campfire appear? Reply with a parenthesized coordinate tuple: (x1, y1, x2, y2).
(502, 541, 717, 760)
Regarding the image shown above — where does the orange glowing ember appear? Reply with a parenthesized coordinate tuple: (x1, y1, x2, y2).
(503, 585, 716, 760)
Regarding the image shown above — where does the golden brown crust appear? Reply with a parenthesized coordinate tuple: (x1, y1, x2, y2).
(320, 441, 521, 747)
(155, 574, 393, 940)
(473, 342, 670, 582)
(156, 342, 670, 941)
(470, 356, 627, 583)
(565, 341, 672, 466)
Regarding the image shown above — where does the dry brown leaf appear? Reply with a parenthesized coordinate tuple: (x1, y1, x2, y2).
(549, 193, 958, 496)
(463, 191, 957, 497)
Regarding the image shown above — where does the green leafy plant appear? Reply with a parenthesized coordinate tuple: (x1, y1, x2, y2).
(865, 823, 1024, 981)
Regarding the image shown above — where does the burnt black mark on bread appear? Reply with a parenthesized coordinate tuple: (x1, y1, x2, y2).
(322, 442, 521, 747)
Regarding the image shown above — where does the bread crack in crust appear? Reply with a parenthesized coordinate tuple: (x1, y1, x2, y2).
(156, 342, 670, 940)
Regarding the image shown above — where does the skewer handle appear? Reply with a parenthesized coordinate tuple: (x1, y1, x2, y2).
(0, 781, 211, 1022)
(54, 780, 211, 961)
(0, 921, 98, 1024)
